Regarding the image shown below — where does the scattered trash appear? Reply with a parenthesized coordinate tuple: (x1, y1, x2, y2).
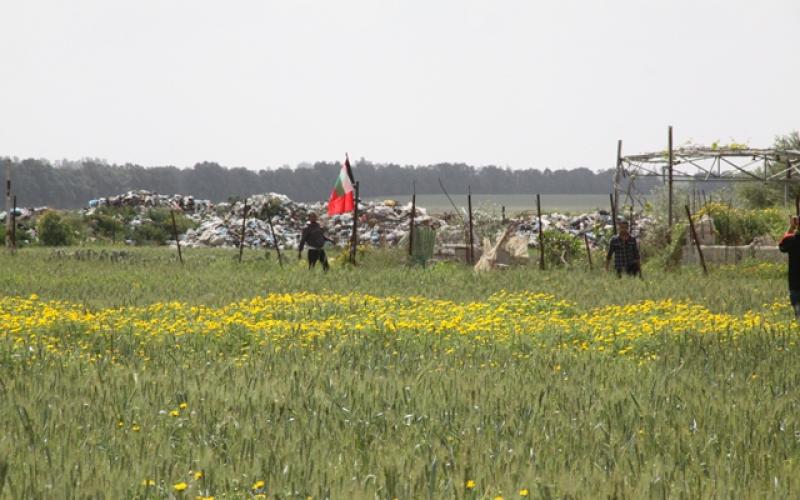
(475, 223, 529, 271)
(78, 191, 656, 252)
(6, 190, 657, 253)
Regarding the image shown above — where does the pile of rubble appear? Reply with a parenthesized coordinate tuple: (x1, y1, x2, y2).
(87, 190, 214, 220)
(514, 210, 654, 246)
(0, 206, 49, 223)
(78, 190, 654, 251)
(0, 206, 49, 243)
(87, 190, 213, 212)
(181, 193, 445, 249)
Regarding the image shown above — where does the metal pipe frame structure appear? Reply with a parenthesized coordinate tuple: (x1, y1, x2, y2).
(621, 148, 800, 183)
(613, 127, 800, 232)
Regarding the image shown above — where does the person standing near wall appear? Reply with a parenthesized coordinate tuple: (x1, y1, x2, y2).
(778, 215, 800, 318)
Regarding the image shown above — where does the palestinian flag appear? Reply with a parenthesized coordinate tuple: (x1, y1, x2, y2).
(327, 154, 355, 215)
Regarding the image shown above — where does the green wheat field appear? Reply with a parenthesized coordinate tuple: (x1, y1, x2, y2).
(1, 247, 798, 499)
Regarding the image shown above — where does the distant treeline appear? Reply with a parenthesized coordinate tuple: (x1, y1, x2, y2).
(0, 157, 660, 209)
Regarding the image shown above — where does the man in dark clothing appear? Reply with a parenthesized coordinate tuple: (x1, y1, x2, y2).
(778, 215, 800, 318)
(298, 213, 334, 271)
(605, 220, 640, 277)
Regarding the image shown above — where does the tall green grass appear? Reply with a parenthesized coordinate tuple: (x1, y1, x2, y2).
(0, 247, 788, 312)
(0, 247, 797, 498)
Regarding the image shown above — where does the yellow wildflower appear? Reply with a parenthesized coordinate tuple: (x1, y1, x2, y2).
(174, 481, 188, 491)
(466, 479, 476, 489)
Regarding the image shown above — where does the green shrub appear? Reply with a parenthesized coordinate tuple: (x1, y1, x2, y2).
(87, 213, 124, 240)
(37, 211, 71, 246)
(148, 208, 194, 234)
(127, 209, 195, 245)
(540, 229, 582, 268)
(60, 213, 88, 243)
(85, 208, 127, 241)
(639, 220, 671, 262)
(695, 203, 784, 245)
(129, 222, 169, 245)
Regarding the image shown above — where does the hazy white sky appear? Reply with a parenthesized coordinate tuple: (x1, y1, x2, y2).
(1, 0, 798, 170)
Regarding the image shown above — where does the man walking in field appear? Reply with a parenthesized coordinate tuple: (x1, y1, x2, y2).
(605, 219, 640, 277)
(298, 212, 334, 271)
(778, 215, 800, 318)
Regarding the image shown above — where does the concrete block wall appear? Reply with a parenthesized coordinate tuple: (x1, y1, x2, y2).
(682, 244, 785, 265)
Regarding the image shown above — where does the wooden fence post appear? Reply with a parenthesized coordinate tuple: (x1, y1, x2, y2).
(614, 139, 622, 223)
(4, 163, 11, 250)
(537, 193, 545, 270)
(467, 186, 475, 265)
(610, 193, 617, 234)
(238, 199, 248, 264)
(408, 182, 416, 257)
(668, 126, 674, 233)
(11, 195, 17, 253)
(349, 181, 359, 265)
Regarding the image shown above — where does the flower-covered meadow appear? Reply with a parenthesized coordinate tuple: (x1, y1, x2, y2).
(1, 249, 799, 498)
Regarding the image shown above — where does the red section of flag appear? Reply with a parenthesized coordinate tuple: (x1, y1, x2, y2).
(327, 190, 354, 216)
(327, 155, 355, 216)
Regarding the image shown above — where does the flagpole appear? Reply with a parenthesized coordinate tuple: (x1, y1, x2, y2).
(349, 181, 359, 265)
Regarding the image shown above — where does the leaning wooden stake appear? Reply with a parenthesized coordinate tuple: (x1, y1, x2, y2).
(685, 205, 708, 276)
(170, 210, 183, 265)
(467, 186, 475, 265)
(238, 199, 248, 264)
(266, 213, 283, 267)
(408, 182, 416, 256)
(583, 233, 593, 270)
(536, 193, 545, 270)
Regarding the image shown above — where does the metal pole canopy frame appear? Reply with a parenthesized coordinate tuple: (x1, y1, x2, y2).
(614, 129, 800, 212)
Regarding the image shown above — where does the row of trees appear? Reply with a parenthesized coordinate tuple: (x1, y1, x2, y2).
(0, 158, 658, 209)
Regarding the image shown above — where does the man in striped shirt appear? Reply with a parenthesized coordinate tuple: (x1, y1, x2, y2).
(605, 220, 640, 277)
